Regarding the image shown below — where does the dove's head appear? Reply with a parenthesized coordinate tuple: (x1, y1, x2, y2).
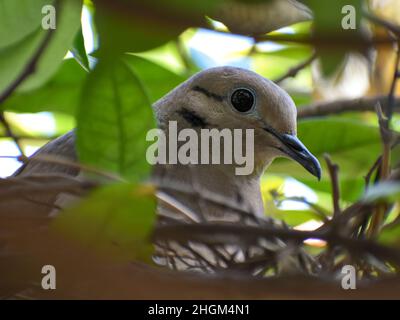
(154, 66, 321, 179)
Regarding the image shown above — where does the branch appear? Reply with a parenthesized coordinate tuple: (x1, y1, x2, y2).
(324, 154, 341, 218)
(270, 191, 329, 222)
(365, 12, 400, 38)
(274, 52, 317, 84)
(364, 155, 382, 188)
(153, 223, 400, 267)
(386, 46, 400, 121)
(0, 174, 97, 201)
(0, 112, 25, 156)
(297, 96, 400, 118)
(366, 46, 400, 236)
(23, 154, 124, 182)
(0, 134, 58, 141)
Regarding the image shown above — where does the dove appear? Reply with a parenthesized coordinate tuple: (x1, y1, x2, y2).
(8, 66, 321, 274)
(152, 66, 320, 218)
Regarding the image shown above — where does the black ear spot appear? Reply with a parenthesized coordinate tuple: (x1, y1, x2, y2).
(230, 88, 255, 113)
(177, 108, 208, 128)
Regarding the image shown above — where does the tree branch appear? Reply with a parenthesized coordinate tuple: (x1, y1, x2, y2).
(274, 52, 317, 84)
(386, 46, 400, 121)
(324, 154, 341, 218)
(297, 96, 400, 118)
(0, 112, 25, 156)
(153, 223, 400, 267)
(365, 12, 400, 38)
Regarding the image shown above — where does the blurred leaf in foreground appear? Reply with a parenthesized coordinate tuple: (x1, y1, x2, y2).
(53, 183, 156, 262)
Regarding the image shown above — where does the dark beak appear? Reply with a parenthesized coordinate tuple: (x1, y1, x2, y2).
(279, 134, 321, 180)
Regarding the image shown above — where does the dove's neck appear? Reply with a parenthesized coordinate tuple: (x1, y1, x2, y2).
(154, 162, 266, 220)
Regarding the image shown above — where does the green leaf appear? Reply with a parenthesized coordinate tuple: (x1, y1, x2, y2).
(95, 0, 219, 54)
(76, 58, 155, 181)
(0, 0, 51, 49)
(71, 27, 90, 72)
(253, 53, 308, 80)
(379, 222, 400, 248)
(305, 0, 362, 32)
(3, 54, 185, 117)
(19, 0, 83, 91)
(0, 0, 83, 95)
(123, 54, 185, 103)
(0, 28, 44, 96)
(304, 0, 364, 77)
(53, 183, 156, 261)
(1, 58, 86, 114)
(302, 177, 364, 203)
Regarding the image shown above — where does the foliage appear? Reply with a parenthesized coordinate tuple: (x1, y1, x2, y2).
(1, 0, 400, 298)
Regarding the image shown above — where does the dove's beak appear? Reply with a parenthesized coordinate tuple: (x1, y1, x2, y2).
(279, 134, 321, 180)
(262, 124, 321, 180)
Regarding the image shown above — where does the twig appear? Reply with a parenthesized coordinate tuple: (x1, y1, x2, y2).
(297, 96, 400, 118)
(274, 52, 317, 84)
(270, 192, 329, 222)
(246, 42, 257, 57)
(0, 112, 25, 157)
(364, 14, 400, 236)
(153, 223, 400, 267)
(20, 194, 63, 211)
(324, 154, 341, 218)
(151, 173, 264, 224)
(376, 104, 391, 180)
(0, 178, 95, 201)
(25, 154, 124, 182)
(365, 12, 400, 38)
(386, 46, 400, 121)
(364, 156, 382, 189)
(251, 30, 395, 47)
(367, 46, 400, 236)
(0, 134, 58, 141)
(366, 105, 391, 237)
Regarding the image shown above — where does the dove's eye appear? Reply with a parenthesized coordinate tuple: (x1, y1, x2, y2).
(230, 88, 255, 113)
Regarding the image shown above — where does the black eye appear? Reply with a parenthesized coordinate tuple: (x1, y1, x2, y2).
(230, 88, 255, 113)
